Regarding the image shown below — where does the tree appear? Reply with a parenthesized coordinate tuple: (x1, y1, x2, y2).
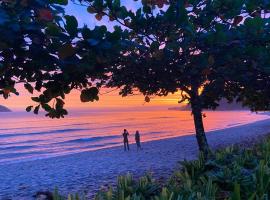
(0, 0, 122, 118)
(2, 0, 270, 157)
(80, 0, 270, 156)
(226, 15, 270, 112)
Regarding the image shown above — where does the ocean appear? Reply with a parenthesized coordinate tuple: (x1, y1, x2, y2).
(0, 108, 269, 164)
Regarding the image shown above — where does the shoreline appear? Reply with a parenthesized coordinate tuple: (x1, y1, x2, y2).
(1, 114, 268, 166)
(1, 119, 270, 199)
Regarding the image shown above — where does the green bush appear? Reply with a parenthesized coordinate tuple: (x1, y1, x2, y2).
(52, 138, 270, 200)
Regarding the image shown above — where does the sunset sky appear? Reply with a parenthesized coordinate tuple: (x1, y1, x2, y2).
(0, 86, 181, 110)
(0, 1, 182, 110)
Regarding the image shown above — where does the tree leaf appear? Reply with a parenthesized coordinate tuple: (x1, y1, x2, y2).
(80, 87, 99, 102)
(113, 0, 120, 8)
(145, 96, 150, 102)
(87, 6, 96, 14)
(64, 15, 78, 37)
(81, 27, 92, 39)
(24, 83, 33, 94)
(46, 23, 61, 36)
(208, 55, 215, 65)
(42, 104, 52, 112)
(233, 16, 243, 26)
(50, 0, 68, 5)
(95, 13, 103, 21)
(38, 9, 54, 21)
(0, 9, 9, 25)
(31, 97, 40, 102)
(58, 44, 76, 60)
(33, 105, 40, 114)
(88, 39, 100, 46)
(26, 106, 33, 112)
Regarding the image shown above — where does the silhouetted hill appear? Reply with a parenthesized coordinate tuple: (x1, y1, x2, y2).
(0, 105, 11, 112)
(169, 99, 248, 111)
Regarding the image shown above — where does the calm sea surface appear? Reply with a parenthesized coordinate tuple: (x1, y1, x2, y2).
(0, 108, 269, 164)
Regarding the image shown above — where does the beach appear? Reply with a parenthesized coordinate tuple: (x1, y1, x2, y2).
(1, 118, 270, 199)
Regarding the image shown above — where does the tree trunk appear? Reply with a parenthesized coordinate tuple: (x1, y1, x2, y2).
(190, 91, 210, 158)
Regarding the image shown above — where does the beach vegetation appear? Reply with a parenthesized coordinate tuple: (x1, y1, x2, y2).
(52, 138, 270, 199)
(52, 187, 87, 200)
(97, 139, 270, 200)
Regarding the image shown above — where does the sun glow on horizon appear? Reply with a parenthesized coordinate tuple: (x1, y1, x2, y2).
(0, 86, 183, 111)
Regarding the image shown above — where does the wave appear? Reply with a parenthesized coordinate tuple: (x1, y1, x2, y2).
(227, 123, 241, 127)
(59, 135, 119, 144)
(0, 128, 89, 138)
(148, 131, 164, 134)
(0, 122, 93, 131)
(151, 116, 175, 119)
(0, 123, 140, 136)
(0, 139, 43, 146)
(101, 124, 129, 130)
(0, 150, 49, 158)
(64, 142, 119, 151)
(0, 145, 35, 150)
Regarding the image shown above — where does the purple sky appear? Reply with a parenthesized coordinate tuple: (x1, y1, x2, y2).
(65, 0, 142, 30)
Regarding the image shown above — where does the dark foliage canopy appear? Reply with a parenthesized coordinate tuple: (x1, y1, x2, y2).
(77, 0, 270, 153)
(0, 0, 125, 118)
(80, 0, 270, 111)
(2, 0, 270, 154)
(2, 0, 270, 116)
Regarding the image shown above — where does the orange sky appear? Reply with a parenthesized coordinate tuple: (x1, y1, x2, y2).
(0, 5, 185, 111)
(0, 86, 182, 111)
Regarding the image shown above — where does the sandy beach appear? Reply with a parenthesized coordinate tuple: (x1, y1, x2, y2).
(1, 118, 270, 199)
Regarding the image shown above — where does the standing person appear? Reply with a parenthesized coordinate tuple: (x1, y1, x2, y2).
(122, 129, 129, 151)
(135, 130, 142, 150)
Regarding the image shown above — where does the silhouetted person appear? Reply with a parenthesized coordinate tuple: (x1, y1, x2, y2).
(122, 129, 129, 151)
(135, 130, 142, 150)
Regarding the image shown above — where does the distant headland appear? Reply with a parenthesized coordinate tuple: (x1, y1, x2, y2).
(169, 99, 248, 111)
(0, 105, 11, 112)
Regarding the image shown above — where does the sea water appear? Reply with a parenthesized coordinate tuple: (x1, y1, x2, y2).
(0, 108, 269, 164)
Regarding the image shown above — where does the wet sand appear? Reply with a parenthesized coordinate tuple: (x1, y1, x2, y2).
(1, 119, 270, 199)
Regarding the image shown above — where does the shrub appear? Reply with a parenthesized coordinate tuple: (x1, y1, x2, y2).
(52, 138, 270, 200)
